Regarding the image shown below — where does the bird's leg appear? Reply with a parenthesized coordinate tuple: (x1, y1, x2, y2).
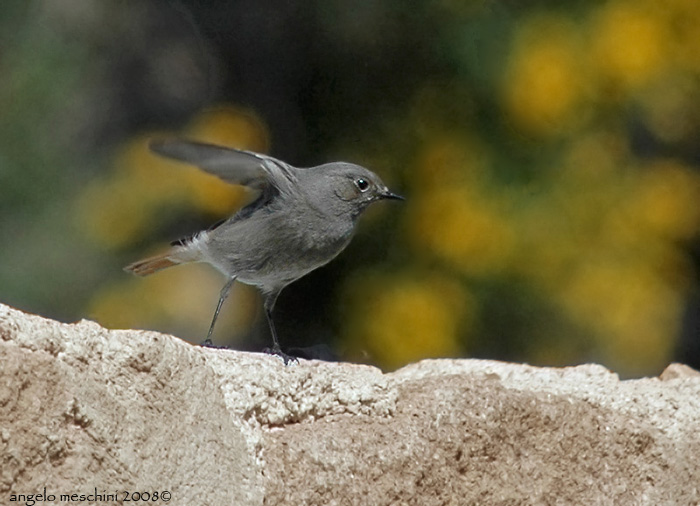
(263, 293, 297, 364)
(201, 276, 236, 348)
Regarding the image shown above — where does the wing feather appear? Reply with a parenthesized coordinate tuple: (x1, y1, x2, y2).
(149, 139, 294, 191)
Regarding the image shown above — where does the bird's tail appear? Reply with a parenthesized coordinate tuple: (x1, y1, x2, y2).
(124, 252, 182, 277)
(125, 243, 204, 276)
(125, 232, 208, 277)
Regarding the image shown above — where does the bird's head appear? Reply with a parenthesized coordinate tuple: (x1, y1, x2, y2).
(305, 162, 403, 219)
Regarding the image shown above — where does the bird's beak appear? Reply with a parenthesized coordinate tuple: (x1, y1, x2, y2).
(380, 189, 405, 201)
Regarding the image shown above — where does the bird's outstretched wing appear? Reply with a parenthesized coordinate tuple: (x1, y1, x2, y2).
(149, 139, 295, 192)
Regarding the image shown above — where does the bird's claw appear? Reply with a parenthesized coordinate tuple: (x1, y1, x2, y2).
(263, 346, 298, 365)
(199, 338, 229, 349)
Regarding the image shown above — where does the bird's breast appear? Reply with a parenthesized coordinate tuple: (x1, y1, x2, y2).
(206, 209, 355, 291)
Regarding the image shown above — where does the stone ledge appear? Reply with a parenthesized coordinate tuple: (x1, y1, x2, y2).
(1, 303, 699, 505)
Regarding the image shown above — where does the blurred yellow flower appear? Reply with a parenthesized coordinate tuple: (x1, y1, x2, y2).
(624, 160, 700, 240)
(180, 167, 248, 216)
(591, 1, 670, 91)
(343, 271, 473, 370)
(638, 76, 698, 145)
(662, 0, 700, 72)
(410, 185, 515, 275)
(120, 133, 188, 199)
(187, 106, 270, 153)
(503, 15, 585, 135)
(562, 130, 627, 178)
(557, 258, 682, 373)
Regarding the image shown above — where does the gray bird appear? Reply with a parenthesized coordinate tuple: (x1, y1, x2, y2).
(124, 139, 403, 363)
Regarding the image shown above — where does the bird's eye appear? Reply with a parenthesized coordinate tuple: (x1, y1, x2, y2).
(355, 178, 370, 192)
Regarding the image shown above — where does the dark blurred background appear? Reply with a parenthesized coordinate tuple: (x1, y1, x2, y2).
(1, 0, 699, 376)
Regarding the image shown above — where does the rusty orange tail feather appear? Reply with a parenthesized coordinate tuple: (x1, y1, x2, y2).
(124, 253, 179, 277)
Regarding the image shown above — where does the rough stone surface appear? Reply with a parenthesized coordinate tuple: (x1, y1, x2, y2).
(1, 302, 699, 505)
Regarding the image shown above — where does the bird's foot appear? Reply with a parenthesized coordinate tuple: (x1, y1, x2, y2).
(199, 338, 229, 350)
(263, 345, 299, 365)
